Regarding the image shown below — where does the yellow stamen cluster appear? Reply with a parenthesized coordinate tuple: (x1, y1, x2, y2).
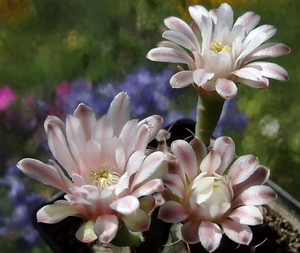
(88, 164, 120, 190)
(209, 41, 231, 53)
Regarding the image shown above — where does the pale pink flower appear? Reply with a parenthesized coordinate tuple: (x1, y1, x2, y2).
(17, 92, 167, 245)
(147, 3, 290, 99)
(158, 137, 276, 252)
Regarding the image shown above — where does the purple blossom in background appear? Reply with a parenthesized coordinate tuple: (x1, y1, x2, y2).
(213, 97, 248, 138)
(50, 67, 183, 126)
(48, 67, 247, 133)
(0, 166, 45, 250)
(0, 85, 17, 112)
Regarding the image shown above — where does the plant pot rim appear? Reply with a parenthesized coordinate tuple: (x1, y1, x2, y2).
(266, 179, 300, 231)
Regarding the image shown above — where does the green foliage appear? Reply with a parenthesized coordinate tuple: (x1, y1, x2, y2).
(0, 0, 174, 94)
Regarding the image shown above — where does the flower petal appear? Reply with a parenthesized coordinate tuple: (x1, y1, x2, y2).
(232, 185, 277, 207)
(198, 221, 222, 252)
(200, 149, 221, 176)
(75, 220, 97, 242)
(233, 165, 270, 195)
(37, 203, 80, 223)
(170, 70, 194, 88)
(122, 209, 150, 232)
(158, 201, 189, 223)
(95, 214, 119, 244)
(162, 173, 185, 199)
(73, 103, 96, 141)
(215, 78, 237, 99)
(228, 155, 259, 186)
(107, 91, 131, 136)
(247, 61, 289, 81)
(110, 195, 139, 215)
(243, 42, 291, 63)
(164, 16, 200, 51)
(171, 139, 198, 181)
(131, 179, 164, 198)
(193, 69, 215, 87)
(234, 11, 260, 34)
(17, 158, 71, 193)
(229, 206, 263, 225)
(131, 151, 167, 189)
(181, 220, 200, 243)
(45, 119, 79, 175)
(213, 136, 235, 174)
(221, 219, 252, 245)
(146, 47, 196, 67)
(162, 30, 195, 51)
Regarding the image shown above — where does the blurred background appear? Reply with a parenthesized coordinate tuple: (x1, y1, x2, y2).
(0, 0, 299, 252)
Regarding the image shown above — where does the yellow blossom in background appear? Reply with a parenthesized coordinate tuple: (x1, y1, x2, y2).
(64, 30, 87, 50)
(0, 0, 33, 25)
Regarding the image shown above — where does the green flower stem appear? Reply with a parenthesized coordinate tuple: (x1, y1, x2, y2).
(195, 87, 225, 146)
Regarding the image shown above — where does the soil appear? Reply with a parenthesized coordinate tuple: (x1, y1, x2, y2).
(34, 204, 300, 253)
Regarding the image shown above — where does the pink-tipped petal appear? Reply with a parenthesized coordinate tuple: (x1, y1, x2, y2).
(107, 92, 131, 136)
(193, 69, 215, 87)
(158, 201, 189, 223)
(46, 122, 79, 175)
(171, 139, 198, 181)
(132, 151, 167, 188)
(136, 115, 163, 151)
(221, 219, 252, 245)
(215, 3, 234, 31)
(213, 137, 235, 174)
(189, 138, 207, 165)
(162, 30, 195, 51)
(65, 194, 92, 205)
(170, 70, 194, 88)
(228, 155, 259, 186)
(238, 76, 269, 88)
(37, 203, 80, 223)
(73, 103, 96, 141)
(162, 173, 185, 199)
(200, 149, 221, 176)
(75, 220, 97, 242)
(233, 165, 270, 194)
(181, 220, 201, 243)
(244, 42, 291, 63)
(17, 158, 70, 193)
(94, 215, 119, 244)
(215, 78, 237, 99)
(146, 47, 196, 67)
(248, 61, 289, 81)
(131, 179, 164, 198)
(229, 206, 263, 225)
(164, 16, 200, 51)
(232, 185, 277, 207)
(198, 221, 222, 252)
(110, 196, 139, 216)
(234, 11, 260, 34)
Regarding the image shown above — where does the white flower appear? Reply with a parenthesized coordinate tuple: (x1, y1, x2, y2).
(17, 92, 167, 245)
(147, 3, 290, 99)
(158, 137, 276, 252)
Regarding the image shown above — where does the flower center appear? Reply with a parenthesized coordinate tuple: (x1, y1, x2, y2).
(209, 41, 231, 53)
(88, 164, 120, 190)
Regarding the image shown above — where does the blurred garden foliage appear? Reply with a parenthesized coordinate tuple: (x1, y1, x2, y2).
(0, 1, 300, 251)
